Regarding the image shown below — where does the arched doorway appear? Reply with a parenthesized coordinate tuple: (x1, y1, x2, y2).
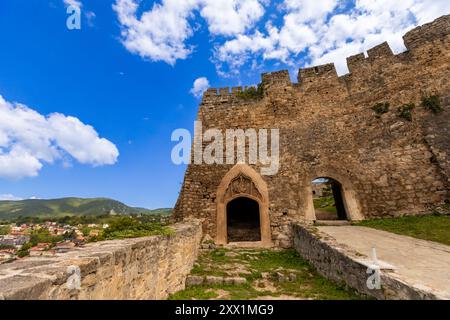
(227, 197, 261, 242)
(216, 164, 271, 246)
(311, 177, 348, 221)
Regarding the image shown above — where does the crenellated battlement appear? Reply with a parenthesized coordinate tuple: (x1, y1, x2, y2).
(202, 15, 450, 103)
(203, 70, 292, 101)
(345, 42, 396, 75)
(403, 14, 450, 50)
(367, 42, 394, 59)
(346, 53, 366, 73)
(298, 63, 338, 83)
(204, 86, 254, 98)
(261, 70, 291, 85)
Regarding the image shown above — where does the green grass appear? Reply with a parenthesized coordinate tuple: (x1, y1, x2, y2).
(0, 225, 11, 235)
(191, 264, 230, 278)
(224, 284, 273, 300)
(248, 250, 362, 300)
(209, 248, 232, 263)
(169, 283, 274, 300)
(92, 216, 173, 241)
(170, 249, 364, 300)
(313, 197, 337, 213)
(169, 286, 219, 300)
(241, 271, 263, 282)
(247, 250, 309, 271)
(274, 274, 359, 300)
(356, 214, 450, 246)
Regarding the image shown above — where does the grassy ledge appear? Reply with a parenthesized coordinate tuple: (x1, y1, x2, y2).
(355, 214, 450, 246)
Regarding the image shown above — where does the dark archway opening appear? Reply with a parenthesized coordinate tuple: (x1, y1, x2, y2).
(312, 178, 348, 221)
(227, 197, 261, 242)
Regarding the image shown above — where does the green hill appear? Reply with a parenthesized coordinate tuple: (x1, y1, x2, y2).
(0, 197, 172, 221)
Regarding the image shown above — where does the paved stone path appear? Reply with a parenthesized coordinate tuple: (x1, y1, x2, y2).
(318, 226, 450, 299)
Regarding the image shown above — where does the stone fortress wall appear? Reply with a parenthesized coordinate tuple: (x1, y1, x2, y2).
(174, 15, 450, 247)
(1, 16, 449, 301)
(0, 221, 202, 300)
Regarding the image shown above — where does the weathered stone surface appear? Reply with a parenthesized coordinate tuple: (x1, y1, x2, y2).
(0, 221, 202, 300)
(317, 226, 450, 299)
(186, 275, 204, 287)
(292, 224, 450, 300)
(224, 277, 247, 285)
(205, 276, 224, 285)
(174, 15, 450, 247)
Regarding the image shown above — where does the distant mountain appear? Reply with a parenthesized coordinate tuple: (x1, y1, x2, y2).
(0, 197, 172, 220)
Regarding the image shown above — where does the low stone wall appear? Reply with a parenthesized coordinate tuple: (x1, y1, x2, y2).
(0, 221, 202, 300)
(292, 224, 441, 300)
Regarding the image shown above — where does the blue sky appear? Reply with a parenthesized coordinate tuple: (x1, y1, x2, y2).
(0, 0, 449, 208)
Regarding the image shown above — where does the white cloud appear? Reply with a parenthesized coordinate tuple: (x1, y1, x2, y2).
(200, 0, 265, 36)
(63, 0, 82, 9)
(190, 77, 210, 98)
(409, 0, 450, 24)
(113, 0, 198, 65)
(112, 0, 266, 64)
(112, 0, 450, 75)
(0, 95, 119, 180)
(215, 0, 450, 75)
(0, 194, 23, 201)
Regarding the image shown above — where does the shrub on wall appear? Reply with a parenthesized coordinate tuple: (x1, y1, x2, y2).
(371, 102, 390, 117)
(237, 84, 264, 100)
(398, 104, 415, 121)
(421, 95, 442, 113)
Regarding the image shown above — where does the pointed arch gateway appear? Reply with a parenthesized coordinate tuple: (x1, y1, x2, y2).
(305, 170, 364, 222)
(216, 164, 271, 246)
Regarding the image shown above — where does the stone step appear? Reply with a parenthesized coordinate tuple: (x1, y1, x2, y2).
(224, 241, 273, 249)
(314, 220, 352, 226)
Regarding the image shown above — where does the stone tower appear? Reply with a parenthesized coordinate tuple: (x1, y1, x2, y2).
(174, 15, 450, 248)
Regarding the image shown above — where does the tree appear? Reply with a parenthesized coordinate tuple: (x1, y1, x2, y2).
(17, 242, 32, 258)
(0, 225, 11, 235)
